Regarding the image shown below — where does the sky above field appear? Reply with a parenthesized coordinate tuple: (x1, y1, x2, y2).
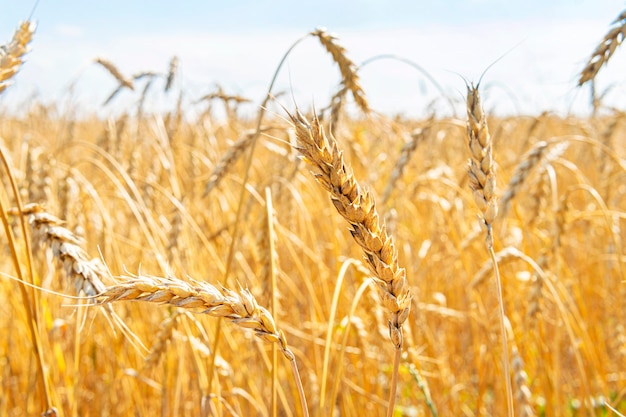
(1, 0, 626, 118)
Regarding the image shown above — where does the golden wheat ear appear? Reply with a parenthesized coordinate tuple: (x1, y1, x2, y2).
(310, 28, 369, 114)
(96, 274, 293, 359)
(0, 21, 36, 94)
(287, 109, 411, 349)
(94, 57, 135, 90)
(466, 83, 497, 243)
(579, 9, 626, 86)
(8, 203, 108, 297)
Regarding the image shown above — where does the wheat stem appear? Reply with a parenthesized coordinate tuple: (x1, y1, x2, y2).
(0, 148, 53, 413)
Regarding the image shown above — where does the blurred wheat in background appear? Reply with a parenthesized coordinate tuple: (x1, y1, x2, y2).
(1, 7, 626, 417)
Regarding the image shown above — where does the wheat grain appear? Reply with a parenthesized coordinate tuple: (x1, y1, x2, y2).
(288, 109, 411, 350)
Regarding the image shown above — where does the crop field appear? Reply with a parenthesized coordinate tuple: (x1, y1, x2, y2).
(1, 10, 626, 417)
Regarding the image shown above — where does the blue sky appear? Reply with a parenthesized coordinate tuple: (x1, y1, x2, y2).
(1, 0, 625, 117)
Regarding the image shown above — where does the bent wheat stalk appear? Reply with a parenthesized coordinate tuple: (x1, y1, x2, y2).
(288, 109, 410, 417)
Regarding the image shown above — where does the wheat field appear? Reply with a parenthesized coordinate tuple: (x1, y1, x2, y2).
(1, 12, 626, 417)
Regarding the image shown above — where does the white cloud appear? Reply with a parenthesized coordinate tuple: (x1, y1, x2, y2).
(54, 24, 84, 37)
(2, 15, 624, 118)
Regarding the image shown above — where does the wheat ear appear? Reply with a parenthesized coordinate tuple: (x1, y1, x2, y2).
(512, 346, 535, 417)
(289, 110, 409, 416)
(466, 84, 498, 245)
(98, 274, 310, 415)
(500, 141, 568, 217)
(0, 21, 36, 94)
(143, 312, 180, 369)
(579, 10, 626, 86)
(95, 58, 134, 90)
(311, 28, 369, 114)
(382, 124, 430, 206)
(9, 203, 107, 297)
(288, 109, 411, 349)
(165, 55, 178, 92)
(203, 130, 256, 197)
(96, 274, 292, 358)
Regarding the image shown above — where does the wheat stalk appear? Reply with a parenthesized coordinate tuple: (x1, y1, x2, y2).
(579, 10, 626, 86)
(0, 21, 36, 94)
